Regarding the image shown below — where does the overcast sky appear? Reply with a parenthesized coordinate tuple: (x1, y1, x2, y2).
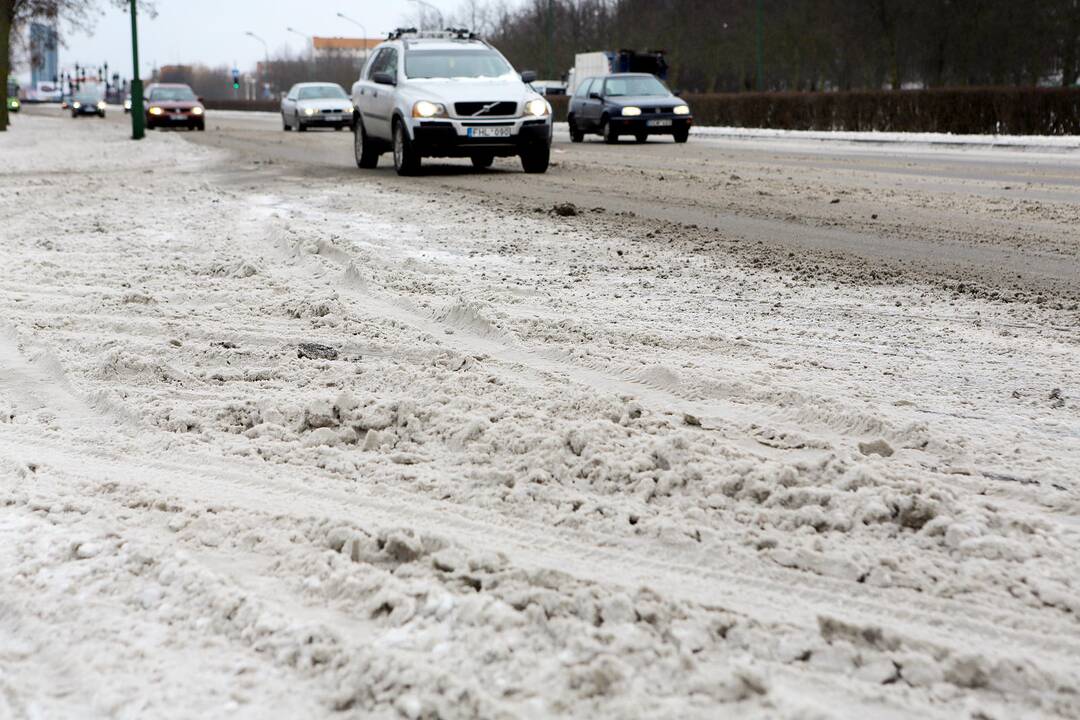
(20, 0, 481, 80)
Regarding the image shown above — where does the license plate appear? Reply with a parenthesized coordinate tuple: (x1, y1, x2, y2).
(467, 126, 512, 138)
(171, 114, 186, 120)
(647, 119, 673, 127)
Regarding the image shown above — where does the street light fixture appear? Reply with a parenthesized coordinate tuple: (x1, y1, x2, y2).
(406, 0, 444, 30)
(286, 26, 313, 60)
(336, 12, 372, 64)
(245, 31, 271, 99)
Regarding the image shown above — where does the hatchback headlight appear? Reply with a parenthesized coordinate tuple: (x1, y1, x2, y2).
(191, 106, 204, 115)
(97, 101, 106, 109)
(73, 102, 82, 109)
(524, 98, 549, 117)
(148, 106, 164, 115)
(674, 105, 690, 115)
(621, 106, 642, 117)
(412, 100, 447, 119)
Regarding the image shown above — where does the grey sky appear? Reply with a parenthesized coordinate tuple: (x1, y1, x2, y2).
(25, 0, 482, 81)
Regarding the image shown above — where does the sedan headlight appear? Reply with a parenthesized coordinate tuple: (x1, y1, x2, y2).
(621, 106, 642, 117)
(673, 105, 690, 115)
(345, 105, 354, 114)
(524, 98, 549, 117)
(148, 106, 164, 116)
(412, 100, 447, 119)
(191, 106, 204, 115)
(97, 101, 106, 109)
(73, 102, 82, 109)
(304, 107, 316, 116)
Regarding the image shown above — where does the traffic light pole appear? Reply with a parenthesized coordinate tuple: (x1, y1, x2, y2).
(129, 0, 145, 140)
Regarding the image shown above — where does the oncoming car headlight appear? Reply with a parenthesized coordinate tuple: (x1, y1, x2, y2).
(621, 106, 642, 117)
(673, 105, 690, 115)
(304, 107, 316, 116)
(72, 102, 82, 109)
(191, 106, 204, 115)
(412, 100, 447, 119)
(524, 98, 549, 117)
(96, 101, 106, 109)
(148, 106, 164, 116)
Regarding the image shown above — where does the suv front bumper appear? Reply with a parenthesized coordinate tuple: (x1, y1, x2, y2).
(409, 118, 552, 157)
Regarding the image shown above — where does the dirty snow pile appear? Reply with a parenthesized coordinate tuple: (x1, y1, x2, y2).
(1, 115, 1079, 720)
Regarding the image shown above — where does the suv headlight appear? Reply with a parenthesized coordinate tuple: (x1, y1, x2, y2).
(412, 100, 447, 119)
(621, 106, 642, 117)
(674, 105, 690, 115)
(524, 98, 549, 117)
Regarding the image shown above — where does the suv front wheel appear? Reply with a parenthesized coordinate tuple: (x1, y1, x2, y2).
(520, 145, 550, 174)
(354, 117, 380, 169)
(392, 119, 422, 176)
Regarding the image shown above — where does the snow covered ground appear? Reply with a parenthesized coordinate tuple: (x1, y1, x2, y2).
(1, 115, 1079, 719)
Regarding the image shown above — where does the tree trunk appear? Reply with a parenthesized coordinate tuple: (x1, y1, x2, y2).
(1, 0, 12, 132)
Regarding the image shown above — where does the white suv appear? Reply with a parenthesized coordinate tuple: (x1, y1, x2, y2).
(350, 29, 553, 175)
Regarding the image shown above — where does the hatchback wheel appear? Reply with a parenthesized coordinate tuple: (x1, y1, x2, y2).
(283, 113, 291, 131)
(471, 153, 494, 169)
(568, 117, 584, 143)
(602, 117, 619, 144)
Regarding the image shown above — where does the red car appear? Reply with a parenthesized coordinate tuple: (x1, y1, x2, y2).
(145, 83, 205, 131)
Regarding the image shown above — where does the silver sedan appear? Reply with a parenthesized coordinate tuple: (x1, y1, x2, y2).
(281, 82, 354, 132)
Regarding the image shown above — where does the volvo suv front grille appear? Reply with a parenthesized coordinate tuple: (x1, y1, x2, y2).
(454, 101, 518, 117)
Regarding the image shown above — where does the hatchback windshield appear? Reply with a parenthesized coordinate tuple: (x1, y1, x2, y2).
(298, 85, 347, 100)
(405, 50, 512, 79)
(150, 87, 197, 102)
(75, 91, 103, 103)
(603, 76, 670, 97)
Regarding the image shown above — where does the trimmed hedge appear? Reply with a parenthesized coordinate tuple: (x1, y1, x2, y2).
(203, 99, 280, 112)
(551, 87, 1080, 135)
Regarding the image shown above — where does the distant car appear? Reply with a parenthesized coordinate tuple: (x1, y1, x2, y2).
(350, 29, 552, 175)
(144, 83, 205, 131)
(123, 94, 132, 113)
(60, 92, 73, 109)
(568, 73, 691, 144)
(71, 91, 106, 118)
(6, 96, 19, 113)
(281, 82, 353, 132)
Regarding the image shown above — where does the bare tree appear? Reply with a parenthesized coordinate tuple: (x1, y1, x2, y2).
(2, 0, 152, 131)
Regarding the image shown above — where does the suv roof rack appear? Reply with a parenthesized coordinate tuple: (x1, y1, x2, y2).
(388, 27, 481, 41)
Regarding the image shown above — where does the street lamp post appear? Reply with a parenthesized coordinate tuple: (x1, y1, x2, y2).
(245, 31, 270, 100)
(129, 0, 144, 139)
(336, 12, 371, 65)
(406, 0, 444, 30)
(286, 26, 312, 59)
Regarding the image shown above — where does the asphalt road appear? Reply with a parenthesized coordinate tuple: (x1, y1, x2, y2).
(28, 105, 1080, 303)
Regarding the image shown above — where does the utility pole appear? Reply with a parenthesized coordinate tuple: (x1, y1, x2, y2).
(545, 0, 555, 80)
(755, 0, 764, 91)
(129, 0, 145, 139)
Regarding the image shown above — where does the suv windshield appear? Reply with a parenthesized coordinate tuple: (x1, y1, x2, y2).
(150, 87, 196, 102)
(298, 85, 346, 100)
(603, 76, 670, 97)
(405, 50, 512, 79)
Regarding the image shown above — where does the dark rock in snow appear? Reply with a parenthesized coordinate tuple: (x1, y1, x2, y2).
(553, 203, 580, 217)
(298, 342, 338, 361)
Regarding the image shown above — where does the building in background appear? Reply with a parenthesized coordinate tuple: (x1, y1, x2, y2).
(30, 23, 59, 88)
(312, 37, 380, 65)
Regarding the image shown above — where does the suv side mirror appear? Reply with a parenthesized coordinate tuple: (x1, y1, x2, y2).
(589, 91, 602, 100)
(198, 96, 204, 103)
(520, 70, 537, 84)
(372, 71, 396, 86)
